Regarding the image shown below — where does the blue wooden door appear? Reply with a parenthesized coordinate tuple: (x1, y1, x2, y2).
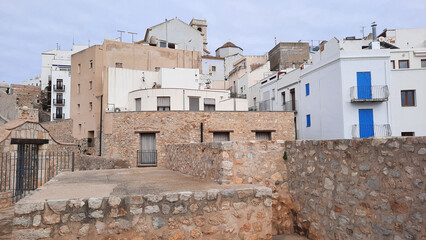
(359, 109, 374, 138)
(357, 72, 372, 99)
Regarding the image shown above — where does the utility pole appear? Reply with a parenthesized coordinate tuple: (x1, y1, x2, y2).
(128, 32, 137, 43)
(117, 30, 125, 42)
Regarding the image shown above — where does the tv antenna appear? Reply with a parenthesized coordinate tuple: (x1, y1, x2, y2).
(117, 30, 125, 42)
(128, 32, 137, 43)
(360, 26, 366, 38)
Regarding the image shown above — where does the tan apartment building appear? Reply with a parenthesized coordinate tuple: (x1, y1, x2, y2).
(70, 40, 202, 148)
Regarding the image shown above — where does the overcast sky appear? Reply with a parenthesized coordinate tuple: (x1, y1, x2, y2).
(1, 0, 425, 85)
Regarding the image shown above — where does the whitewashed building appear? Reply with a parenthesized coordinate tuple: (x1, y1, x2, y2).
(106, 67, 247, 113)
(40, 45, 88, 121)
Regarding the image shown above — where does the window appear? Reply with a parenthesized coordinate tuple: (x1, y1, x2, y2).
(401, 132, 414, 136)
(89, 81, 92, 90)
(56, 79, 63, 89)
(135, 98, 141, 111)
(421, 59, 426, 68)
(211, 66, 216, 72)
(253, 131, 273, 140)
(189, 97, 199, 111)
(305, 83, 310, 96)
(391, 60, 395, 69)
(272, 89, 275, 100)
(56, 93, 63, 104)
(78, 64, 81, 73)
(281, 92, 286, 105)
(77, 104, 80, 112)
(78, 124, 82, 134)
(157, 97, 170, 111)
(89, 60, 93, 68)
(398, 60, 409, 69)
(159, 41, 167, 48)
(88, 131, 95, 147)
(56, 107, 63, 119)
(213, 132, 230, 142)
(89, 102, 93, 111)
(204, 98, 215, 111)
(306, 114, 311, 127)
(401, 90, 415, 106)
(197, 27, 202, 32)
(116, 62, 123, 68)
(78, 84, 81, 94)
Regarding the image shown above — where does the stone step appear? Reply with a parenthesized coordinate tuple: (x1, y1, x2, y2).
(273, 234, 309, 240)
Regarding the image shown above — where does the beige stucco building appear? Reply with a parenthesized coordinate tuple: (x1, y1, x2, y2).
(70, 40, 202, 141)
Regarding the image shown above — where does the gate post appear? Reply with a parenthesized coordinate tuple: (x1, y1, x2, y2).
(71, 152, 75, 172)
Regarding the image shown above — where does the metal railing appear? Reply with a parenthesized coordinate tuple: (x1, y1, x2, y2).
(350, 85, 389, 102)
(259, 100, 271, 111)
(53, 84, 65, 92)
(352, 124, 392, 138)
(53, 98, 65, 105)
(0, 152, 74, 202)
(229, 92, 247, 99)
(283, 100, 297, 112)
(53, 113, 65, 120)
(248, 106, 258, 111)
(137, 150, 157, 167)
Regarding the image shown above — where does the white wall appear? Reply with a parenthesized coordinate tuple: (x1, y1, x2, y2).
(159, 68, 200, 89)
(50, 69, 71, 120)
(127, 88, 247, 111)
(148, 18, 203, 52)
(216, 47, 243, 58)
(202, 58, 225, 82)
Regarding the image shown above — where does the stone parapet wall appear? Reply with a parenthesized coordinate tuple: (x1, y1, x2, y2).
(284, 137, 426, 240)
(13, 186, 273, 239)
(165, 141, 294, 235)
(41, 119, 76, 144)
(76, 155, 131, 170)
(103, 111, 294, 167)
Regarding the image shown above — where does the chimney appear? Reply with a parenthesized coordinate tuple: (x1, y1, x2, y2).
(371, 22, 377, 41)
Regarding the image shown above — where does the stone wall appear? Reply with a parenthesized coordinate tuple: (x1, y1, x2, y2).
(41, 119, 76, 144)
(103, 111, 295, 167)
(13, 186, 273, 239)
(165, 137, 426, 239)
(165, 141, 294, 235)
(284, 137, 426, 240)
(76, 155, 131, 170)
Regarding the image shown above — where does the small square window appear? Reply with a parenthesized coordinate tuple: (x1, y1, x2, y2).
(212, 66, 216, 72)
(77, 104, 80, 112)
(390, 60, 395, 69)
(255, 131, 272, 140)
(89, 81, 92, 90)
(89, 60, 93, 69)
(421, 59, 426, 68)
(401, 90, 415, 106)
(401, 132, 414, 136)
(305, 83, 310, 96)
(77, 84, 81, 94)
(306, 114, 311, 127)
(281, 92, 286, 105)
(157, 97, 170, 111)
(89, 102, 93, 111)
(116, 62, 123, 68)
(159, 41, 167, 48)
(213, 132, 230, 142)
(78, 64, 81, 73)
(398, 60, 409, 69)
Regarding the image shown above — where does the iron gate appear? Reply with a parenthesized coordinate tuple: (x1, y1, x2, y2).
(15, 144, 39, 200)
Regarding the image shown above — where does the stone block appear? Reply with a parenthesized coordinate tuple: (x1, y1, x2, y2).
(207, 189, 219, 200)
(88, 197, 103, 209)
(14, 228, 52, 240)
(108, 196, 121, 207)
(70, 213, 86, 222)
(68, 199, 85, 208)
(152, 216, 165, 230)
(255, 187, 272, 198)
(13, 216, 31, 227)
(78, 224, 90, 236)
(90, 210, 104, 218)
(221, 188, 236, 198)
(194, 191, 206, 201)
(166, 193, 179, 202)
(33, 215, 41, 227)
(145, 205, 160, 214)
(15, 202, 45, 215)
(145, 194, 164, 203)
(47, 199, 67, 213)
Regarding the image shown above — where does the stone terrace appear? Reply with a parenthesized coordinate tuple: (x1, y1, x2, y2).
(13, 168, 273, 239)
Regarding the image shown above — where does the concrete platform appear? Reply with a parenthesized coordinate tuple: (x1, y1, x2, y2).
(19, 167, 256, 203)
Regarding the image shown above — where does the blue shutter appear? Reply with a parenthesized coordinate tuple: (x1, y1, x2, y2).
(357, 72, 372, 99)
(306, 83, 310, 96)
(306, 114, 311, 127)
(359, 109, 374, 138)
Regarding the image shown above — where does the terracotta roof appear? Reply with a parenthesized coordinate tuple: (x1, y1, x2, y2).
(202, 55, 224, 60)
(216, 42, 243, 52)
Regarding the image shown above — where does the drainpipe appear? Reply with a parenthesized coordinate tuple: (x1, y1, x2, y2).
(200, 123, 204, 142)
(99, 95, 103, 156)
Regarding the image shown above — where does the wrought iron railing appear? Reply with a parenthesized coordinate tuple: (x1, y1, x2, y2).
(350, 85, 389, 102)
(259, 100, 271, 111)
(352, 124, 392, 138)
(0, 152, 74, 202)
(53, 113, 65, 120)
(53, 98, 65, 105)
(137, 150, 157, 167)
(229, 92, 247, 99)
(283, 100, 297, 112)
(53, 84, 65, 92)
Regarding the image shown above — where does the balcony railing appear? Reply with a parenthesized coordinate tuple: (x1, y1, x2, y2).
(259, 100, 271, 111)
(283, 100, 297, 112)
(230, 92, 247, 99)
(137, 150, 157, 167)
(53, 84, 65, 92)
(352, 124, 392, 138)
(350, 85, 389, 102)
(53, 113, 65, 120)
(248, 106, 258, 111)
(53, 98, 65, 106)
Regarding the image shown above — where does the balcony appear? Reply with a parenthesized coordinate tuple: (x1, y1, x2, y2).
(53, 113, 65, 120)
(350, 85, 389, 102)
(53, 98, 65, 106)
(53, 84, 65, 92)
(230, 92, 247, 99)
(283, 100, 297, 112)
(259, 100, 271, 111)
(352, 124, 391, 138)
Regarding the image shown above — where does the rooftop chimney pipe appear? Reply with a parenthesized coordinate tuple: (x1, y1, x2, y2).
(371, 22, 377, 41)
